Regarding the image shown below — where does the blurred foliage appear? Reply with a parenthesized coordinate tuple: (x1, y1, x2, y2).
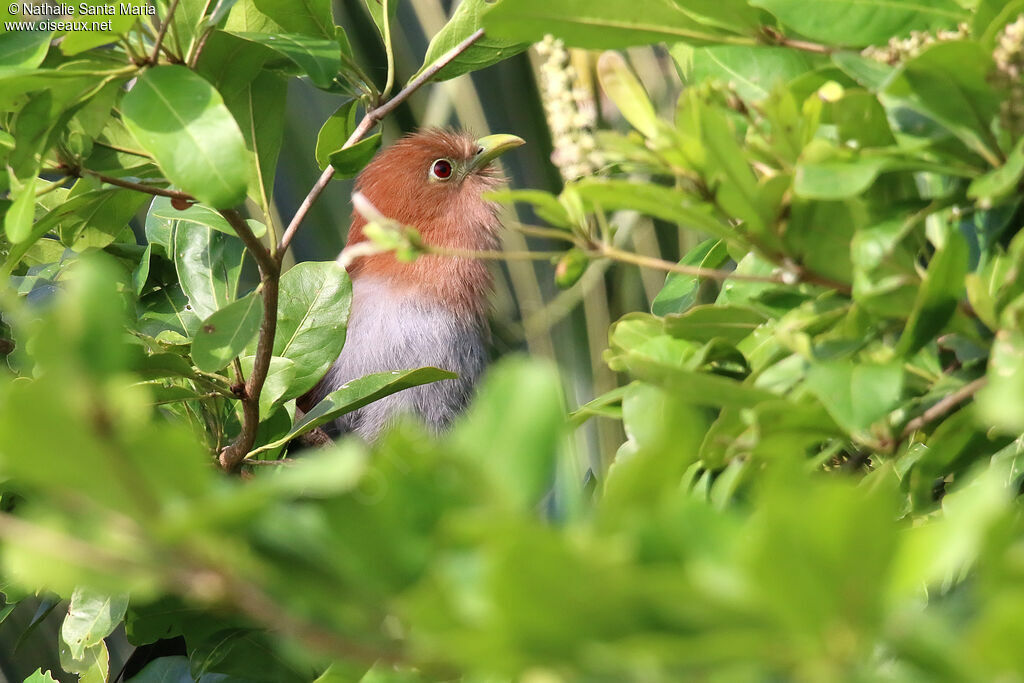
(2, 0, 1024, 681)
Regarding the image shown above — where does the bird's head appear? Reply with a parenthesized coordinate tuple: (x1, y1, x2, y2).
(343, 129, 523, 314)
(347, 128, 524, 255)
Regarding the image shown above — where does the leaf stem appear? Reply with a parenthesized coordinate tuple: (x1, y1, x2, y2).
(381, 0, 396, 99)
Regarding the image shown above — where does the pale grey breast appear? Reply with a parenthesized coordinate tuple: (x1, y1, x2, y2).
(312, 276, 488, 441)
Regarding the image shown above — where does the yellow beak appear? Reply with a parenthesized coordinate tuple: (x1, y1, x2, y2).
(469, 134, 525, 172)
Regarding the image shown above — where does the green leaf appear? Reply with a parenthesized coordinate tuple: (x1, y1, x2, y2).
(139, 284, 201, 340)
(274, 261, 353, 399)
(315, 100, 357, 171)
(977, 330, 1024, 433)
(652, 238, 729, 315)
(59, 189, 148, 252)
(253, 0, 334, 38)
(896, 226, 968, 356)
(484, 188, 571, 228)
(173, 219, 246, 319)
(22, 670, 59, 683)
(147, 196, 266, 243)
(831, 52, 897, 91)
(0, 30, 52, 68)
(573, 178, 733, 240)
(806, 361, 904, 433)
(698, 105, 770, 236)
(252, 367, 456, 454)
(969, 138, 1024, 202)
(1, 189, 131, 277)
(748, 0, 966, 46)
(664, 304, 767, 345)
(412, 0, 528, 82)
(453, 357, 564, 510)
(794, 144, 951, 200)
(602, 382, 707, 511)
(195, 32, 285, 202)
(121, 656, 193, 683)
(58, 1, 146, 54)
(4, 174, 36, 243)
(239, 354, 296, 418)
(884, 42, 1001, 165)
(609, 319, 777, 407)
(60, 587, 128, 660)
(363, 0, 399, 41)
(121, 66, 249, 209)
(229, 31, 342, 89)
(225, 0, 284, 32)
(684, 45, 821, 101)
(328, 133, 381, 179)
(191, 292, 263, 372)
(671, 0, 767, 33)
(484, 0, 736, 49)
(569, 384, 628, 427)
(597, 51, 659, 138)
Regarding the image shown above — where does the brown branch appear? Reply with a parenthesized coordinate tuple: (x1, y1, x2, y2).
(188, 25, 215, 69)
(596, 242, 783, 284)
(900, 378, 988, 441)
(244, 457, 297, 466)
(758, 25, 833, 54)
(74, 167, 194, 201)
(0, 339, 14, 356)
(218, 210, 280, 473)
(426, 245, 569, 262)
(776, 37, 833, 54)
(275, 28, 487, 260)
(150, 0, 181, 64)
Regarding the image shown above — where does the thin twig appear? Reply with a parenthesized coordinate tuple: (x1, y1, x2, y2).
(244, 457, 297, 466)
(276, 29, 486, 259)
(510, 222, 578, 243)
(426, 245, 568, 262)
(75, 167, 193, 200)
(900, 378, 988, 441)
(150, 0, 181, 64)
(92, 140, 152, 159)
(188, 25, 215, 69)
(596, 242, 782, 284)
(776, 37, 833, 54)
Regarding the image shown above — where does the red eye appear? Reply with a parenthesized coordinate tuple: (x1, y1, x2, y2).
(431, 159, 453, 180)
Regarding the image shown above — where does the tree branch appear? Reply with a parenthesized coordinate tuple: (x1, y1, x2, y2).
(596, 242, 784, 284)
(275, 28, 486, 260)
(73, 167, 194, 201)
(151, 0, 181, 64)
(218, 210, 280, 473)
(900, 378, 988, 441)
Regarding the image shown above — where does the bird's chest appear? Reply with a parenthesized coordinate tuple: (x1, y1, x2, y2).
(318, 276, 489, 438)
(341, 277, 485, 372)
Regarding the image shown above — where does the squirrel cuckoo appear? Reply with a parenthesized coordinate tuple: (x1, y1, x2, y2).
(300, 129, 524, 441)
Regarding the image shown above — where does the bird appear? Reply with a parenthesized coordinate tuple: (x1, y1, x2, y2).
(299, 129, 525, 442)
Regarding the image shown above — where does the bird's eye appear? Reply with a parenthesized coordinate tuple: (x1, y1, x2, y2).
(430, 158, 453, 180)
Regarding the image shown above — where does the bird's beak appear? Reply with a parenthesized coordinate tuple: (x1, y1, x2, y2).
(469, 134, 525, 173)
